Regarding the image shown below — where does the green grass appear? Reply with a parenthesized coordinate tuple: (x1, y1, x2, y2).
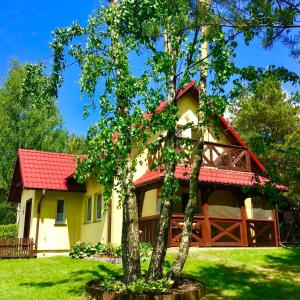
(0, 248, 299, 299)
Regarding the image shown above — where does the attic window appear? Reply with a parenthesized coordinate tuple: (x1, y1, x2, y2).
(191, 127, 198, 141)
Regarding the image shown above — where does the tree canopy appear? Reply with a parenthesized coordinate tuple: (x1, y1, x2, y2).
(230, 76, 300, 205)
(0, 61, 87, 224)
(30, 0, 300, 286)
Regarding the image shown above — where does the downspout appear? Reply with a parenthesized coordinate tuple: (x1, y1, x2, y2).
(107, 199, 112, 243)
(35, 189, 46, 254)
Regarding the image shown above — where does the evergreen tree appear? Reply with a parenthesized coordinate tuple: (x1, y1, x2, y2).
(230, 77, 300, 204)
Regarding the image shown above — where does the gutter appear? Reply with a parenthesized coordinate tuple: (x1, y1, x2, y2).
(35, 189, 46, 254)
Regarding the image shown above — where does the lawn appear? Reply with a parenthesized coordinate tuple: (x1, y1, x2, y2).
(0, 248, 299, 300)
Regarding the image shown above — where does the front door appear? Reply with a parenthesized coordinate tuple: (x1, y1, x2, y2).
(23, 199, 32, 238)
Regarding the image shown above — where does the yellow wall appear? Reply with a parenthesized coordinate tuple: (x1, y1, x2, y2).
(18, 189, 36, 238)
(177, 92, 230, 144)
(177, 93, 198, 128)
(141, 189, 157, 217)
(18, 179, 111, 252)
(80, 180, 108, 244)
(34, 190, 82, 251)
(110, 188, 123, 245)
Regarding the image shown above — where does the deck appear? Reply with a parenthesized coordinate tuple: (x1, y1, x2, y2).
(139, 213, 278, 247)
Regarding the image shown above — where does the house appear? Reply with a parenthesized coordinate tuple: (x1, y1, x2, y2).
(9, 82, 287, 255)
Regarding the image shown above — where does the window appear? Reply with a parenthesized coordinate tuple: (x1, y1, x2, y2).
(95, 194, 102, 221)
(191, 127, 198, 141)
(56, 200, 65, 224)
(85, 197, 92, 222)
(156, 197, 161, 215)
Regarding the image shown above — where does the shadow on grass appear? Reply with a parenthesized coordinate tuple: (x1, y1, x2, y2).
(18, 250, 300, 299)
(264, 248, 300, 274)
(185, 261, 299, 299)
(19, 262, 122, 296)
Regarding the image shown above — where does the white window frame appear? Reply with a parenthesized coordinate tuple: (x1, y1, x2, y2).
(95, 193, 102, 221)
(156, 197, 162, 215)
(55, 199, 66, 224)
(85, 196, 92, 223)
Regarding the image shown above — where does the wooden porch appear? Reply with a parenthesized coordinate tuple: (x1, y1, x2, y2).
(139, 214, 278, 247)
(137, 139, 281, 248)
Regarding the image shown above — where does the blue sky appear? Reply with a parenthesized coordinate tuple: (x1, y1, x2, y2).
(1, 0, 299, 135)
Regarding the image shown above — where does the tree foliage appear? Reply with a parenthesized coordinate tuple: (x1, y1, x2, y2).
(0, 61, 86, 224)
(45, 0, 300, 285)
(230, 76, 300, 204)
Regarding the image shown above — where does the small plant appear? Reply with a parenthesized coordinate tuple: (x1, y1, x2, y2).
(99, 276, 125, 292)
(126, 278, 174, 294)
(139, 242, 152, 262)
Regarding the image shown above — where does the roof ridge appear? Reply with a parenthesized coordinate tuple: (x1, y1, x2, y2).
(18, 148, 85, 157)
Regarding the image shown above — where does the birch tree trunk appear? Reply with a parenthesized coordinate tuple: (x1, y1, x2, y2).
(121, 163, 141, 283)
(110, 0, 141, 283)
(147, 28, 178, 280)
(168, 0, 211, 280)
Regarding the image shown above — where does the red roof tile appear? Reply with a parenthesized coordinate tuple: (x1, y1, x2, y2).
(18, 149, 85, 191)
(134, 165, 287, 191)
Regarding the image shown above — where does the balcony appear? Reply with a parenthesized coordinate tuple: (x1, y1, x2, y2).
(202, 142, 251, 172)
(148, 140, 252, 172)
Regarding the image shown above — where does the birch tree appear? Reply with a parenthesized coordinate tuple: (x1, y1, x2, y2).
(44, 0, 300, 285)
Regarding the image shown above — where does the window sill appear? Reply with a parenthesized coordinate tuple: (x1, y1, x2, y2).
(94, 219, 102, 222)
(55, 222, 67, 226)
(84, 220, 92, 224)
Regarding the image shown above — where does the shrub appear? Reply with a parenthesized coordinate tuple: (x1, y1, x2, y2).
(69, 242, 122, 259)
(70, 242, 152, 260)
(0, 224, 18, 238)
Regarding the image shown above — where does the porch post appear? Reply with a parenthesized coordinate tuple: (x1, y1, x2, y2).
(240, 199, 248, 247)
(272, 208, 279, 246)
(202, 187, 211, 246)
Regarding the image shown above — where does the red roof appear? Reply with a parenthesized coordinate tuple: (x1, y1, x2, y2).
(17, 149, 85, 192)
(8, 81, 286, 201)
(134, 165, 287, 191)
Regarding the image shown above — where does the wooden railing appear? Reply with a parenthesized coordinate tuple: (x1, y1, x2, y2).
(0, 238, 35, 259)
(246, 219, 276, 247)
(148, 141, 251, 172)
(139, 214, 277, 247)
(202, 142, 251, 172)
(139, 215, 160, 245)
(170, 214, 205, 246)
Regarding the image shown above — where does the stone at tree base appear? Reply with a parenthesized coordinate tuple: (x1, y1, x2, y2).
(86, 279, 205, 300)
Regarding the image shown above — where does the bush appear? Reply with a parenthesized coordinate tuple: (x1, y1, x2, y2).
(70, 242, 152, 260)
(0, 224, 18, 238)
(69, 242, 122, 259)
